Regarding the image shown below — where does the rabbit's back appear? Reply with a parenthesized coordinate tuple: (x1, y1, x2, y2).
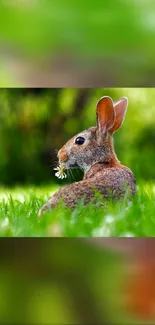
(46, 165, 136, 210)
(85, 164, 136, 196)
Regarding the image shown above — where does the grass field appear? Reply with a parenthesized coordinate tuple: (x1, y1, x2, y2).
(0, 182, 155, 237)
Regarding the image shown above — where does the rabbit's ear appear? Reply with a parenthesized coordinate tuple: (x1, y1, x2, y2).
(96, 96, 115, 135)
(110, 97, 128, 133)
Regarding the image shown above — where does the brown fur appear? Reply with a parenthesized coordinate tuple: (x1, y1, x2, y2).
(39, 96, 136, 216)
(59, 149, 68, 162)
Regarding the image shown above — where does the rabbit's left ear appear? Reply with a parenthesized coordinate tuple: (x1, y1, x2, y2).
(109, 97, 128, 133)
(96, 96, 115, 135)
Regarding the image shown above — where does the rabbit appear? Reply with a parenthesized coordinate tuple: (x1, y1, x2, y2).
(39, 96, 136, 216)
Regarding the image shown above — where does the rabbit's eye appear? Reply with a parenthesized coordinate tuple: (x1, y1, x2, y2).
(75, 137, 85, 145)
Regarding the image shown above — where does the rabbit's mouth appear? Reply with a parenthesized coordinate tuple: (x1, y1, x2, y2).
(59, 161, 79, 169)
(68, 162, 79, 168)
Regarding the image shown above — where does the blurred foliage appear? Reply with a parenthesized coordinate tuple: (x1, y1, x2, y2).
(0, 88, 155, 186)
(0, 1, 155, 86)
(0, 0, 145, 56)
(0, 238, 150, 324)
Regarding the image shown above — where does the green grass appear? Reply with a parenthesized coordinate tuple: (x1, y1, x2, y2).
(0, 182, 155, 237)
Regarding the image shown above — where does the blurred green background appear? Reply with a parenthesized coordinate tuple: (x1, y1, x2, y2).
(0, 0, 155, 86)
(0, 238, 148, 325)
(0, 87, 154, 187)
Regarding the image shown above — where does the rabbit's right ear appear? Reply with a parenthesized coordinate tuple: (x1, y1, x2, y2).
(96, 96, 115, 137)
(110, 97, 128, 133)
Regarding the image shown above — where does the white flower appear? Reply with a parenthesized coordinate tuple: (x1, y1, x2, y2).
(54, 166, 67, 179)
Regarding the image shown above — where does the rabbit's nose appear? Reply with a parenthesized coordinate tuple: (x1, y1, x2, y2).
(58, 148, 68, 163)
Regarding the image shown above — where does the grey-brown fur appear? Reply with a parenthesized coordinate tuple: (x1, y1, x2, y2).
(39, 96, 136, 216)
